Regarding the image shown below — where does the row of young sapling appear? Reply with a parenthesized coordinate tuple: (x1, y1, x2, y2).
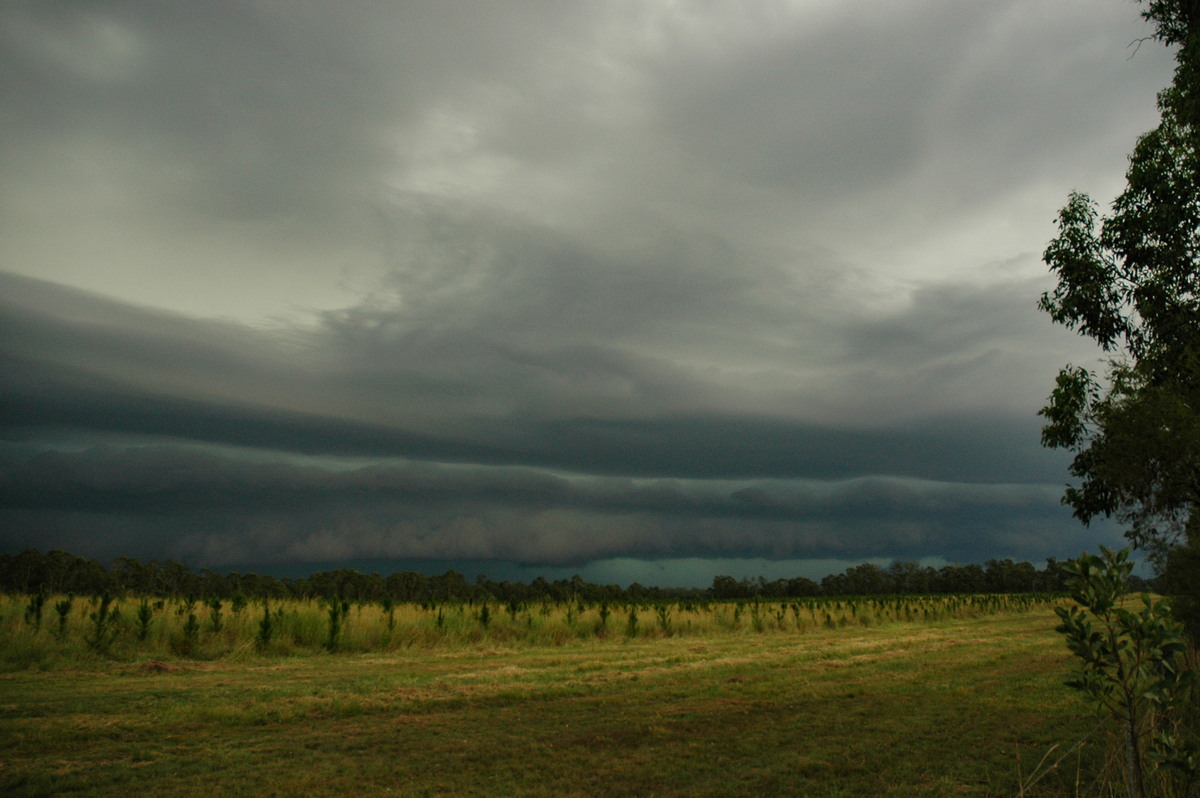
(3, 590, 1066, 661)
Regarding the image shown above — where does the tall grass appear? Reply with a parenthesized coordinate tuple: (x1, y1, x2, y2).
(0, 591, 1067, 669)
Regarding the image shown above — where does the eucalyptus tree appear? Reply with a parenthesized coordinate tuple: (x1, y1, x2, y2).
(1039, 1, 1200, 613)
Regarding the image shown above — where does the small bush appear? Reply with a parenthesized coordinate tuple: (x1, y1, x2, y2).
(136, 599, 155, 642)
(208, 599, 223, 633)
(1056, 547, 1199, 798)
(24, 592, 47, 631)
(85, 593, 121, 655)
(174, 612, 200, 657)
(54, 596, 73, 640)
(256, 603, 274, 650)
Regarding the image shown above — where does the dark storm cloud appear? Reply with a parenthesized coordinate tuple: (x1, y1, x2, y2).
(0, 439, 1077, 567)
(0, 443, 1053, 521)
(0, 1, 1169, 576)
(1, 269, 1065, 482)
(0, 1, 595, 217)
(0, 265, 1092, 569)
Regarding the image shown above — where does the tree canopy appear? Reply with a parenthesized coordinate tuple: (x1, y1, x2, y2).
(0, 547, 1081, 604)
(1039, 1, 1200, 570)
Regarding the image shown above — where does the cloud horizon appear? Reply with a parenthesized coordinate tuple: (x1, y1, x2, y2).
(0, 1, 1169, 583)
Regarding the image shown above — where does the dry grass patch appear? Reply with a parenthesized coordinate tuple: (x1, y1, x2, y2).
(1, 605, 1108, 797)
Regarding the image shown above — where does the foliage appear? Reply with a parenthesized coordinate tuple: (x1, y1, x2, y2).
(176, 612, 199, 657)
(0, 547, 1082, 610)
(230, 590, 248, 617)
(324, 598, 349, 652)
(135, 599, 154, 643)
(1055, 547, 1198, 797)
(380, 596, 395, 632)
(24, 591, 46, 631)
(207, 598, 223, 633)
(84, 593, 121, 655)
(655, 603, 672, 634)
(1038, 2, 1200, 580)
(1160, 522, 1200, 639)
(53, 596, 72, 641)
(256, 602, 274, 650)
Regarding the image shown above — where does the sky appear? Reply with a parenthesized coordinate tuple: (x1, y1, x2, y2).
(0, 1, 1179, 587)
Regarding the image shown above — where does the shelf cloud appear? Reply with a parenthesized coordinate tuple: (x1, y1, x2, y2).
(0, 1, 1169, 583)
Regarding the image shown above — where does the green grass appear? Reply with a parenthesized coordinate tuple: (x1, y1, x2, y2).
(0, 606, 1111, 796)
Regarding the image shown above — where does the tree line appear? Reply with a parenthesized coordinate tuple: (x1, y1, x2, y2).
(0, 547, 1154, 605)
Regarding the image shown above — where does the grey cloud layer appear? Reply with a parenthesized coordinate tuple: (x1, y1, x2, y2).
(0, 440, 1080, 567)
(0, 1, 1164, 572)
(1, 269, 1070, 482)
(1, 267, 1091, 568)
(0, 2, 1173, 314)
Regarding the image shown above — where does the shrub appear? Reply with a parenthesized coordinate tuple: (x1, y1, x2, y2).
(176, 612, 200, 657)
(325, 599, 349, 651)
(85, 593, 121, 654)
(1056, 547, 1198, 798)
(655, 604, 672, 635)
(381, 597, 396, 632)
(24, 592, 46, 631)
(54, 596, 73, 640)
(136, 599, 154, 642)
(256, 602, 274, 650)
(208, 598, 223, 633)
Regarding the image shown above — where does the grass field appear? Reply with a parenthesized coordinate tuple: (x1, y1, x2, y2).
(0, 598, 1112, 797)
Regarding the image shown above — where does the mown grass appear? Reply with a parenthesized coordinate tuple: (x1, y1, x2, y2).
(1, 605, 1110, 796)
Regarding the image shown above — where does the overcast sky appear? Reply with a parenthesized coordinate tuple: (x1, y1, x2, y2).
(0, 1, 1177, 586)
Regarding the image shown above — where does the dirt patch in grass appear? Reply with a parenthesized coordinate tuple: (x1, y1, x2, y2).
(133, 660, 182, 674)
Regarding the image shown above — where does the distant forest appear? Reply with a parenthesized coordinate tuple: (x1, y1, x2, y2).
(0, 548, 1156, 604)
